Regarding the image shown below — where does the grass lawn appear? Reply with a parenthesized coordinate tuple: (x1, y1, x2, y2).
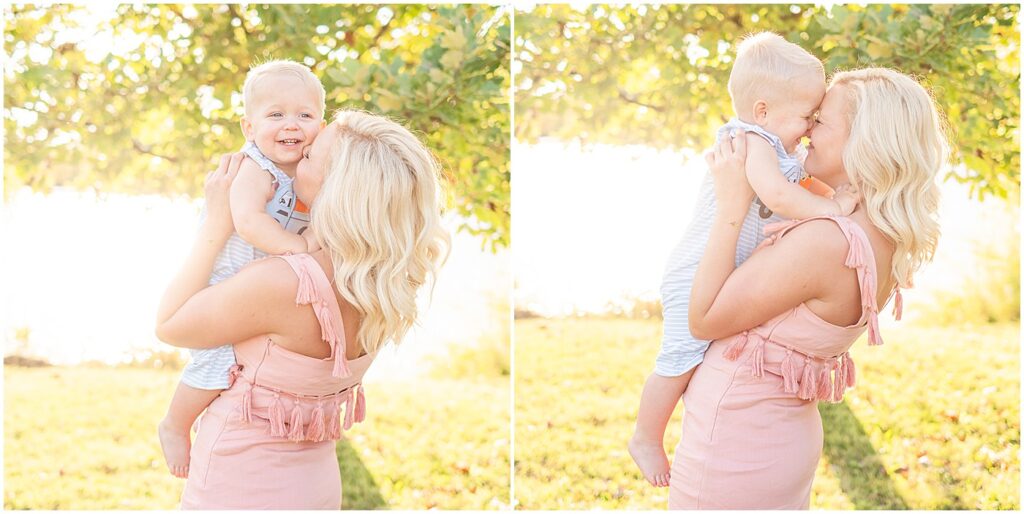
(4, 367, 509, 510)
(514, 318, 1019, 510)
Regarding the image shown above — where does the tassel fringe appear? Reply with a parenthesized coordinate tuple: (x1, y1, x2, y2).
(723, 332, 750, 361)
(343, 389, 357, 430)
(781, 350, 799, 393)
(832, 358, 846, 402)
(750, 341, 765, 378)
(797, 358, 816, 400)
(816, 365, 832, 400)
(287, 405, 305, 441)
(307, 402, 326, 442)
(867, 312, 883, 346)
(327, 400, 342, 440)
(844, 353, 856, 388)
(354, 385, 366, 423)
(295, 266, 317, 305)
(269, 394, 287, 437)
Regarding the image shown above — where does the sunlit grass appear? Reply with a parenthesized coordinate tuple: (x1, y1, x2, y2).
(513, 318, 1019, 510)
(4, 367, 509, 510)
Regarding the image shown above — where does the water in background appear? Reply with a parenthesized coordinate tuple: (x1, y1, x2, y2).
(1, 188, 510, 382)
(513, 139, 1017, 325)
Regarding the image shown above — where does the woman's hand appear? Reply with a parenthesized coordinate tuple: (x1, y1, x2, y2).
(705, 130, 756, 216)
(156, 152, 244, 342)
(202, 152, 245, 239)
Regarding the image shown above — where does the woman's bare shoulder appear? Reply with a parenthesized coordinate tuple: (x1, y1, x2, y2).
(233, 256, 302, 300)
(776, 218, 853, 261)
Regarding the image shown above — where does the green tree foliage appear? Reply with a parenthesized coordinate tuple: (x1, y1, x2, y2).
(5, 4, 510, 247)
(516, 4, 1019, 199)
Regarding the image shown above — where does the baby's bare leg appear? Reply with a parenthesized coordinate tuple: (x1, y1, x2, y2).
(158, 382, 222, 478)
(629, 370, 694, 487)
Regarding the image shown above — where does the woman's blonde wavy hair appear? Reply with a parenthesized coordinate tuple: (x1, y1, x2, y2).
(311, 110, 450, 354)
(831, 68, 950, 289)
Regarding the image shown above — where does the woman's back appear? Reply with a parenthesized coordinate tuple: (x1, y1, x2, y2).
(181, 253, 375, 509)
(669, 214, 897, 509)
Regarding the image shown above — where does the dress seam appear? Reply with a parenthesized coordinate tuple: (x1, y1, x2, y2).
(696, 347, 746, 508)
(196, 407, 231, 488)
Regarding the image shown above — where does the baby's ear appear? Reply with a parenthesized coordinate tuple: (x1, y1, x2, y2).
(240, 117, 254, 140)
(752, 100, 769, 124)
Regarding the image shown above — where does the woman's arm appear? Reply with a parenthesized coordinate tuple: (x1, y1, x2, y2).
(154, 153, 302, 349)
(155, 153, 241, 331)
(688, 134, 850, 341)
(156, 257, 301, 349)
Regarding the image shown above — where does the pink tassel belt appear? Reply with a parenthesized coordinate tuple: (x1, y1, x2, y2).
(228, 365, 366, 442)
(722, 331, 856, 403)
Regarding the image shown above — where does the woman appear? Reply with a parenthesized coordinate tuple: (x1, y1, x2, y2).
(668, 68, 948, 508)
(155, 111, 449, 509)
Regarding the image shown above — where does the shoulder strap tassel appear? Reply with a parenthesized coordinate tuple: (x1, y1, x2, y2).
(333, 352, 351, 379)
(317, 301, 339, 346)
(845, 233, 866, 269)
(295, 265, 317, 305)
(315, 300, 352, 379)
(722, 331, 749, 361)
(269, 393, 287, 437)
(287, 404, 305, 441)
(867, 311, 883, 346)
(307, 401, 326, 442)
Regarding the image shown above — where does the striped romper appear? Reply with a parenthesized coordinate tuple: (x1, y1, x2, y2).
(180, 141, 312, 389)
(655, 118, 807, 377)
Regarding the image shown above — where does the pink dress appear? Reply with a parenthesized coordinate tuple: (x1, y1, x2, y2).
(668, 216, 901, 509)
(181, 253, 375, 509)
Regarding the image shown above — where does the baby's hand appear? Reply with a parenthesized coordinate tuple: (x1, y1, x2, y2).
(302, 230, 321, 253)
(832, 185, 861, 215)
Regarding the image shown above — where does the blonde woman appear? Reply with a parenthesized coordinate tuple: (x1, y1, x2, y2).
(669, 68, 947, 508)
(156, 111, 449, 509)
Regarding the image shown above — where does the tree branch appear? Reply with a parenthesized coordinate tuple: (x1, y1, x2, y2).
(617, 88, 666, 112)
(131, 139, 179, 163)
(358, 16, 394, 58)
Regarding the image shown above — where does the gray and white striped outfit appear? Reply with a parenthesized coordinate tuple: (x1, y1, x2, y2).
(655, 118, 806, 377)
(180, 141, 312, 389)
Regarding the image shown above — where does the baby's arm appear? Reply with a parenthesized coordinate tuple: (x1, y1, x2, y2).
(743, 134, 856, 218)
(230, 158, 310, 255)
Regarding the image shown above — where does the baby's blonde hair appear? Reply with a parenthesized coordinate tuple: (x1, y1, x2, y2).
(728, 32, 825, 116)
(311, 110, 450, 354)
(831, 68, 949, 289)
(243, 59, 326, 117)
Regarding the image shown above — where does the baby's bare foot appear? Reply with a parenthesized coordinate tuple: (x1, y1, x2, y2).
(628, 436, 671, 487)
(158, 419, 191, 479)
